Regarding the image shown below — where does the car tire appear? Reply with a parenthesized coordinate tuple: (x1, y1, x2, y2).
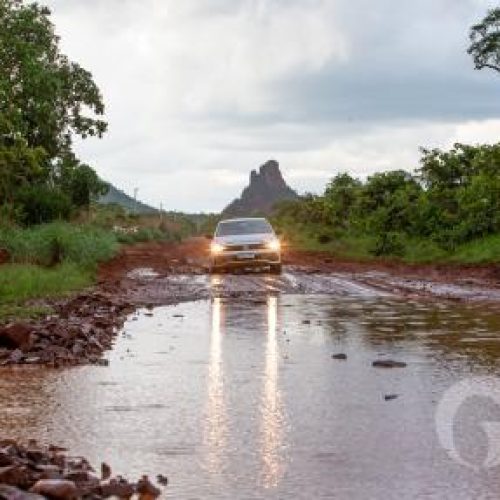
(269, 263, 282, 275)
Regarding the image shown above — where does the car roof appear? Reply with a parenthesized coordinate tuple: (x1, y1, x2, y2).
(217, 217, 269, 224)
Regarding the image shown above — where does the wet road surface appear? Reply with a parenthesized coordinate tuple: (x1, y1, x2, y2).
(125, 268, 500, 304)
(2, 273, 500, 498)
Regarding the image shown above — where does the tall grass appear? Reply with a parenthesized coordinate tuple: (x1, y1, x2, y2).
(0, 222, 119, 268)
(0, 223, 118, 317)
(0, 263, 92, 304)
(0, 220, 181, 321)
(451, 234, 500, 264)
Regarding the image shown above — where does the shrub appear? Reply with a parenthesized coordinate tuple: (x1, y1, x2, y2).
(16, 186, 72, 225)
(317, 233, 332, 244)
(370, 232, 406, 257)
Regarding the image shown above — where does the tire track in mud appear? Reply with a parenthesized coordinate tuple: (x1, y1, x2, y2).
(133, 270, 390, 303)
(125, 265, 500, 306)
(109, 240, 500, 305)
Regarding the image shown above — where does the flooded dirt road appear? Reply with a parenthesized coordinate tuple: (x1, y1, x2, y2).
(124, 267, 500, 306)
(2, 271, 500, 498)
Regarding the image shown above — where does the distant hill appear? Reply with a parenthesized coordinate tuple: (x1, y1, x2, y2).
(223, 160, 299, 217)
(99, 184, 158, 214)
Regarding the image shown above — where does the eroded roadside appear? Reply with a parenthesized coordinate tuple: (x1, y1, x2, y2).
(0, 238, 499, 366)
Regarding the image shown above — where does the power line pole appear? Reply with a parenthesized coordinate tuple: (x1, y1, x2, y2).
(133, 187, 139, 214)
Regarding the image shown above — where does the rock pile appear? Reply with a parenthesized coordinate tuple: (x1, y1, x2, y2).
(0, 292, 135, 367)
(0, 439, 162, 499)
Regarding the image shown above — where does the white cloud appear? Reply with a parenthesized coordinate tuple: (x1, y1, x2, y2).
(44, 0, 500, 211)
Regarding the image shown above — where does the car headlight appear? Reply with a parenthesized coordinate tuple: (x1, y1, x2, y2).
(211, 242, 225, 254)
(267, 239, 281, 251)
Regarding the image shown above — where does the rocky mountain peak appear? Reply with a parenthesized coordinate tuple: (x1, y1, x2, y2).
(222, 160, 299, 216)
(250, 159, 288, 190)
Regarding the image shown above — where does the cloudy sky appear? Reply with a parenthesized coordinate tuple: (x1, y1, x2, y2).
(45, 0, 500, 212)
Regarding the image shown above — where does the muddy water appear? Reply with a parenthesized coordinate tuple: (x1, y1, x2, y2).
(2, 294, 500, 499)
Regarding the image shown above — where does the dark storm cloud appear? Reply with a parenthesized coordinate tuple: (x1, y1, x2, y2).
(270, 67, 500, 124)
(197, 0, 500, 126)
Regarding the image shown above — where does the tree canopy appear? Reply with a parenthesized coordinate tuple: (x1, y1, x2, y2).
(468, 7, 500, 73)
(0, 0, 108, 223)
(274, 143, 500, 255)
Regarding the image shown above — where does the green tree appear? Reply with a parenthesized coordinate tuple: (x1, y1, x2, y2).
(0, 0, 107, 221)
(468, 8, 500, 73)
(357, 170, 422, 255)
(324, 173, 361, 229)
(0, 111, 46, 210)
(0, 0, 107, 159)
(56, 155, 109, 208)
(418, 143, 500, 244)
(357, 170, 422, 232)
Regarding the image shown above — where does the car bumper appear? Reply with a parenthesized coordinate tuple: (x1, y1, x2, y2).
(212, 250, 280, 268)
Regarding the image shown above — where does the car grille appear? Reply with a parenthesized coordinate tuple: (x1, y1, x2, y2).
(224, 243, 267, 251)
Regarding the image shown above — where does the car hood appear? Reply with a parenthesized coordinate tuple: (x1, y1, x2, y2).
(215, 233, 275, 245)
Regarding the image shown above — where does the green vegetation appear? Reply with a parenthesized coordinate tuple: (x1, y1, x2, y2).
(0, 222, 118, 319)
(0, 222, 119, 266)
(0, 0, 108, 225)
(0, 205, 197, 321)
(273, 143, 500, 264)
(450, 234, 500, 264)
(0, 263, 92, 304)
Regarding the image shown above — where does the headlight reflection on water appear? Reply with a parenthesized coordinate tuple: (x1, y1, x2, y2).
(259, 295, 286, 489)
(203, 295, 287, 489)
(203, 297, 227, 475)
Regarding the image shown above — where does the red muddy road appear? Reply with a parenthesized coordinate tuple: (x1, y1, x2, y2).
(1, 238, 499, 367)
(99, 238, 500, 303)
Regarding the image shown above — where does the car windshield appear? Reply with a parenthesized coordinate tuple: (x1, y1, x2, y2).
(216, 219, 273, 236)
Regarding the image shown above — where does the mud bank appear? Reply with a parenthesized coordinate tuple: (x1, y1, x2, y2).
(0, 291, 135, 367)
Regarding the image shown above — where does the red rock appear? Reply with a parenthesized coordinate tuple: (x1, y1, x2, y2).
(34, 465, 62, 480)
(101, 462, 111, 481)
(30, 479, 77, 499)
(137, 475, 161, 499)
(8, 349, 24, 364)
(99, 479, 135, 499)
(372, 359, 407, 368)
(62, 470, 93, 483)
(26, 449, 44, 463)
(0, 324, 33, 350)
(0, 465, 30, 487)
(156, 474, 168, 486)
(0, 484, 45, 500)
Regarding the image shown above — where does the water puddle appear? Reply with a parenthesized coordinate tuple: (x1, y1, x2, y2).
(126, 267, 160, 279)
(1, 296, 500, 498)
